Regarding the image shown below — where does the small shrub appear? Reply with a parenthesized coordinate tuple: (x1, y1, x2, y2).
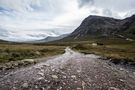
(73, 44, 87, 50)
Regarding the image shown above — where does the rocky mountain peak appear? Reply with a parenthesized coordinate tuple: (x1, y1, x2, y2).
(64, 14, 135, 40)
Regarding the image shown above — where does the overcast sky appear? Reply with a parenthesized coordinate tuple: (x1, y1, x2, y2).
(0, 0, 135, 41)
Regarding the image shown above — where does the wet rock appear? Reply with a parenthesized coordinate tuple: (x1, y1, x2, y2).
(77, 88, 81, 90)
(23, 59, 37, 65)
(22, 82, 29, 88)
(12, 87, 17, 90)
(119, 79, 125, 82)
(37, 72, 44, 77)
(82, 81, 85, 89)
(37, 77, 44, 81)
(77, 70, 81, 73)
(43, 64, 50, 67)
(39, 87, 45, 90)
(108, 87, 120, 90)
(63, 76, 66, 79)
(52, 69, 55, 71)
(57, 86, 62, 90)
(52, 75, 58, 79)
(71, 75, 76, 79)
(120, 68, 124, 71)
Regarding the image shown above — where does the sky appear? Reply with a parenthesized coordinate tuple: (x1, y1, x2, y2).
(0, 0, 135, 41)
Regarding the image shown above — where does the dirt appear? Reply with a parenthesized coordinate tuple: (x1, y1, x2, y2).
(0, 47, 135, 90)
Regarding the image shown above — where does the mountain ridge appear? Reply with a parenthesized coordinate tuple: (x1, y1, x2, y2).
(63, 14, 135, 41)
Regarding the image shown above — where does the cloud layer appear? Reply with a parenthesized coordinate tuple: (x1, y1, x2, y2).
(0, 0, 135, 41)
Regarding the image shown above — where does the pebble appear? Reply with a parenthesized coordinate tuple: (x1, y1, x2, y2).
(52, 75, 58, 79)
(108, 87, 120, 90)
(119, 79, 125, 82)
(37, 72, 44, 76)
(119, 68, 124, 71)
(63, 76, 66, 79)
(40, 87, 45, 90)
(43, 64, 50, 67)
(77, 70, 81, 73)
(22, 82, 29, 88)
(77, 88, 81, 90)
(37, 77, 44, 81)
(71, 75, 76, 79)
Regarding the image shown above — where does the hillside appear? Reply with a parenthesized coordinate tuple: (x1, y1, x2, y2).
(31, 34, 69, 43)
(63, 15, 135, 41)
(0, 39, 9, 43)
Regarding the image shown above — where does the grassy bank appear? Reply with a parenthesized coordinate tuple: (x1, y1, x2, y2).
(0, 44, 66, 63)
(70, 39, 135, 62)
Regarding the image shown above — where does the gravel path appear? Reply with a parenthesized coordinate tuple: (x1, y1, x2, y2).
(0, 47, 135, 90)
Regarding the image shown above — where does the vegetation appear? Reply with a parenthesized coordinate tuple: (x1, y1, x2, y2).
(0, 38, 135, 64)
(0, 44, 65, 63)
(71, 39, 135, 62)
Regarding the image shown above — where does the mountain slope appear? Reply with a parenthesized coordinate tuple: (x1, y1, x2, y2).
(0, 39, 10, 43)
(31, 34, 69, 43)
(63, 15, 135, 41)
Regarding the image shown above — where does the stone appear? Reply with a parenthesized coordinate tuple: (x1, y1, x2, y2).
(37, 72, 44, 76)
(77, 88, 81, 90)
(52, 75, 58, 79)
(108, 87, 120, 90)
(22, 82, 29, 88)
(63, 76, 66, 79)
(77, 70, 81, 73)
(119, 68, 124, 71)
(71, 75, 76, 79)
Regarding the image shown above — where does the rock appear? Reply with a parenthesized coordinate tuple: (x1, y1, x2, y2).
(35, 51, 41, 55)
(22, 82, 29, 88)
(52, 75, 58, 79)
(37, 72, 44, 77)
(120, 68, 124, 71)
(108, 87, 120, 90)
(77, 88, 81, 90)
(133, 72, 135, 75)
(37, 77, 44, 81)
(77, 70, 81, 73)
(82, 81, 85, 89)
(71, 75, 76, 79)
(39, 87, 45, 90)
(52, 69, 55, 71)
(24, 59, 34, 62)
(119, 79, 125, 82)
(63, 76, 66, 79)
(92, 43, 97, 46)
(43, 64, 50, 67)
(57, 86, 62, 90)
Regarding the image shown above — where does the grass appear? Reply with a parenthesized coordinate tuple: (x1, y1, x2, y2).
(0, 38, 135, 64)
(0, 44, 66, 63)
(70, 39, 135, 62)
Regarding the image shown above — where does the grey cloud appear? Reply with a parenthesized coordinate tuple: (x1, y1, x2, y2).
(0, 28, 9, 37)
(103, 9, 112, 16)
(78, 0, 94, 7)
(91, 9, 99, 14)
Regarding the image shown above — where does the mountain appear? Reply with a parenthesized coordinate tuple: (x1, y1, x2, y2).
(63, 15, 135, 41)
(0, 39, 10, 43)
(31, 34, 69, 43)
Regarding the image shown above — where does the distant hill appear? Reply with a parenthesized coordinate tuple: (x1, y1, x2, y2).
(63, 15, 135, 41)
(31, 34, 69, 43)
(0, 39, 10, 43)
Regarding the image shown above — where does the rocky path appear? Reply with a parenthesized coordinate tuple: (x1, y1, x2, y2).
(0, 47, 135, 90)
